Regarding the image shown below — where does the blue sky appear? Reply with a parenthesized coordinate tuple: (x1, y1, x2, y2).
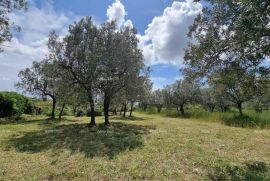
(0, 0, 203, 91)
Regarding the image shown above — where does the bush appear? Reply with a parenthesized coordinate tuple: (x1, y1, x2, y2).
(221, 113, 270, 128)
(76, 110, 85, 117)
(86, 109, 103, 117)
(0, 94, 13, 117)
(208, 161, 270, 181)
(0, 92, 33, 118)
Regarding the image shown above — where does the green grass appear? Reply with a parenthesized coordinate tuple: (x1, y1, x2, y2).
(0, 113, 270, 180)
(138, 107, 270, 128)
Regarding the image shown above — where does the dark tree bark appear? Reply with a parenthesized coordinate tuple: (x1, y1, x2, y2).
(209, 105, 215, 112)
(103, 95, 110, 126)
(143, 104, 147, 111)
(51, 97, 56, 119)
(157, 105, 162, 113)
(58, 103, 65, 119)
(123, 104, 127, 117)
(180, 104, 185, 115)
(113, 109, 117, 115)
(237, 102, 243, 116)
(129, 101, 134, 117)
(88, 95, 96, 127)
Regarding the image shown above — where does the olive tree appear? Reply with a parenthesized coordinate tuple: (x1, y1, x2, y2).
(150, 89, 165, 113)
(16, 60, 58, 119)
(164, 79, 200, 115)
(200, 87, 216, 112)
(96, 22, 145, 125)
(210, 62, 268, 115)
(51, 17, 99, 126)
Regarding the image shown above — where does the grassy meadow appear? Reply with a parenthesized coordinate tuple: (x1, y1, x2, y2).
(0, 112, 270, 180)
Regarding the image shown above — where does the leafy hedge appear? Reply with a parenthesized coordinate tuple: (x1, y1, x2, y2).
(0, 92, 33, 118)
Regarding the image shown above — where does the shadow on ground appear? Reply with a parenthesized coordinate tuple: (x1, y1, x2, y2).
(0, 117, 78, 125)
(208, 161, 270, 181)
(8, 122, 155, 159)
(110, 115, 151, 121)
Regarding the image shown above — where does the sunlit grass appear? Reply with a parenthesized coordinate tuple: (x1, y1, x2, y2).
(0, 113, 270, 180)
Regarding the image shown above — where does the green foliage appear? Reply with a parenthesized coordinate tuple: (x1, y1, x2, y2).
(221, 112, 270, 128)
(209, 161, 270, 181)
(0, 0, 27, 51)
(0, 92, 32, 117)
(0, 94, 13, 117)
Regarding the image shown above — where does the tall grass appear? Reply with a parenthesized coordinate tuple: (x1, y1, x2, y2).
(137, 106, 270, 128)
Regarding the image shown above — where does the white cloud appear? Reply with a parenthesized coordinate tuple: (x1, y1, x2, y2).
(123, 19, 134, 29)
(106, 0, 135, 29)
(107, 0, 127, 27)
(150, 76, 181, 90)
(0, 1, 77, 91)
(139, 0, 202, 65)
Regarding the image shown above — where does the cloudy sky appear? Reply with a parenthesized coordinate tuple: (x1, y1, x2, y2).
(0, 0, 203, 91)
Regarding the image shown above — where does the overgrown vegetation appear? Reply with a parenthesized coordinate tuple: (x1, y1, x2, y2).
(0, 92, 32, 118)
(137, 107, 270, 128)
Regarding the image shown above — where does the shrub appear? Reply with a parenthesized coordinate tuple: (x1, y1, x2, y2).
(86, 109, 102, 117)
(0, 94, 14, 117)
(221, 113, 270, 128)
(0, 92, 33, 118)
(76, 110, 85, 117)
(208, 161, 270, 181)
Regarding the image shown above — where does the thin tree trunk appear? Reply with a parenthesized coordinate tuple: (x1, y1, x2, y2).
(51, 97, 56, 119)
(58, 103, 65, 119)
(143, 104, 147, 111)
(237, 102, 243, 116)
(129, 102, 134, 117)
(157, 105, 162, 113)
(88, 95, 96, 127)
(103, 95, 110, 126)
(180, 104, 185, 115)
(120, 106, 123, 115)
(123, 104, 127, 117)
(210, 105, 215, 112)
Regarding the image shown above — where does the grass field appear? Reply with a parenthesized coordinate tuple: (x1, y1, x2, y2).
(0, 113, 270, 180)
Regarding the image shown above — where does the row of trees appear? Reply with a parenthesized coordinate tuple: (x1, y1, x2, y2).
(17, 17, 152, 126)
(148, 78, 270, 115)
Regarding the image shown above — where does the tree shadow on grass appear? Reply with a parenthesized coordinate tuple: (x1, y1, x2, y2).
(0, 116, 45, 125)
(0, 116, 79, 126)
(208, 161, 270, 181)
(110, 115, 151, 121)
(8, 122, 155, 159)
